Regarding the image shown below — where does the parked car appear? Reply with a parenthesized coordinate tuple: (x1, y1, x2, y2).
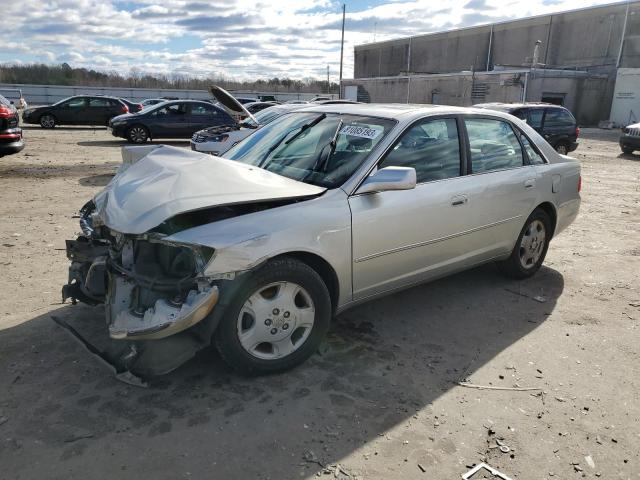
(619, 122, 640, 154)
(63, 103, 581, 377)
(474, 102, 579, 154)
(23, 95, 128, 128)
(141, 99, 166, 108)
(245, 101, 279, 114)
(109, 100, 235, 143)
(119, 98, 143, 113)
(191, 92, 306, 155)
(0, 94, 24, 157)
(234, 97, 258, 104)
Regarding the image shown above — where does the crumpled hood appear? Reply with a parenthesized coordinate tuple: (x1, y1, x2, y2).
(626, 122, 640, 129)
(94, 145, 325, 234)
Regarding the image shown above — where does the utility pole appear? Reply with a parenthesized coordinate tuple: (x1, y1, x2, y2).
(339, 3, 345, 99)
(327, 65, 330, 94)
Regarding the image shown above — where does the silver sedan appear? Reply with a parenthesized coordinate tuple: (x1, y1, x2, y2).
(63, 104, 581, 376)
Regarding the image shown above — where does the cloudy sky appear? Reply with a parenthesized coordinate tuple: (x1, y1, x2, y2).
(0, 0, 622, 81)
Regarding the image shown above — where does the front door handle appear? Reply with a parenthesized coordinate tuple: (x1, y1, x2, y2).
(524, 179, 536, 189)
(451, 194, 468, 206)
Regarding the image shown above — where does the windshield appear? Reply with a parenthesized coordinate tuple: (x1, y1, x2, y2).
(223, 112, 396, 188)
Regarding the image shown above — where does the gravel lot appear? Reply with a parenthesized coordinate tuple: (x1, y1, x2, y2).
(0, 126, 638, 480)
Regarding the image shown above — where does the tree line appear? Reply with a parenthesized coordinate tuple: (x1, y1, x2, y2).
(0, 63, 340, 93)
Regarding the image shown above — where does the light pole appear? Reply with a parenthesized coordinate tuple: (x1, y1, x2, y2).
(327, 65, 330, 94)
(339, 3, 345, 99)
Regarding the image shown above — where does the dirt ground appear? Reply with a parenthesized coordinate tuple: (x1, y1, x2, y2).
(0, 126, 638, 480)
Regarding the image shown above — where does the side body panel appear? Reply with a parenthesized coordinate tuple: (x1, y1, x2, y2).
(165, 189, 354, 308)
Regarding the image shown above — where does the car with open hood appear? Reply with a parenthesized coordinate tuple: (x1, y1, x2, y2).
(620, 122, 640, 154)
(191, 88, 308, 156)
(62, 103, 581, 378)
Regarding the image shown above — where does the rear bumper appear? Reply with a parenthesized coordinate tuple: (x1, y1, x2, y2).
(568, 141, 579, 153)
(0, 130, 25, 156)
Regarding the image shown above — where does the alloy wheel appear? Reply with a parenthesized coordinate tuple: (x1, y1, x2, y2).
(40, 115, 55, 128)
(519, 219, 546, 269)
(129, 126, 148, 143)
(236, 281, 315, 360)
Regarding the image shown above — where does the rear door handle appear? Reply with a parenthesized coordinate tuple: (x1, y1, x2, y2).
(524, 179, 536, 189)
(451, 194, 468, 206)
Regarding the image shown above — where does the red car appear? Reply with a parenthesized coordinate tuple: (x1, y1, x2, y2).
(0, 94, 24, 157)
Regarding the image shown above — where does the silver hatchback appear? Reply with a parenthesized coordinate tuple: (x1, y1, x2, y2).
(63, 104, 581, 376)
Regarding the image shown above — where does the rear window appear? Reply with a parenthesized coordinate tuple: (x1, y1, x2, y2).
(544, 108, 575, 127)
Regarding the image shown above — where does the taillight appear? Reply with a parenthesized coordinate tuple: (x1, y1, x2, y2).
(575, 126, 580, 138)
(121, 104, 128, 113)
(578, 175, 582, 193)
(0, 106, 13, 118)
(136, 104, 143, 111)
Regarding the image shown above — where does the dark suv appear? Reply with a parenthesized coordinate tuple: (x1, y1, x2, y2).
(0, 94, 24, 157)
(23, 95, 129, 128)
(475, 103, 579, 154)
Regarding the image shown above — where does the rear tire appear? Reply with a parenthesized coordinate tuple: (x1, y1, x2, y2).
(40, 114, 56, 128)
(214, 257, 331, 375)
(126, 125, 149, 143)
(554, 143, 569, 155)
(499, 208, 552, 279)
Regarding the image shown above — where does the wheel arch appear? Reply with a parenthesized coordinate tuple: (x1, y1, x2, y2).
(272, 251, 340, 314)
(534, 201, 557, 238)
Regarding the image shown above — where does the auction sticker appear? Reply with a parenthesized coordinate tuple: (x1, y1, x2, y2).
(339, 125, 381, 139)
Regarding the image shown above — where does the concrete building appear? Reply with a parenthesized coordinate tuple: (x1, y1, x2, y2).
(343, 1, 640, 126)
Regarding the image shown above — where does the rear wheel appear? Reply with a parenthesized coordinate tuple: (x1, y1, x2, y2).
(126, 125, 149, 143)
(40, 114, 56, 128)
(214, 257, 331, 375)
(555, 143, 569, 155)
(499, 208, 552, 279)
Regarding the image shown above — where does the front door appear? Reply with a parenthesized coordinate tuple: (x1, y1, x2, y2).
(349, 117, 477, 300)
(56, 97, 88, 125)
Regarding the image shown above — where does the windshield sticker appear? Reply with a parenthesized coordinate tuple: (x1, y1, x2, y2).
(339, 125, 381, 139)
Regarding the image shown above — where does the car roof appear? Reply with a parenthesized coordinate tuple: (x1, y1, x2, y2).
(291, 103, 502, 120)
(474, 102, 566, 110)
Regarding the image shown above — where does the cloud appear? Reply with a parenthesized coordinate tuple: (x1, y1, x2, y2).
(0, 0, 622, 80)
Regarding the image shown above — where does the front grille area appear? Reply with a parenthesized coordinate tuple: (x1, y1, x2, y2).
(192, 133, 208, 143)
(628, 128, 640, 137)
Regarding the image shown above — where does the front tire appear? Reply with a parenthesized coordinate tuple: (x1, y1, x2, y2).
(40, 114, 56, 128)
(499, 208, 552, 279)
(214, 257, 331, 375)
(126, 125, 149, 143)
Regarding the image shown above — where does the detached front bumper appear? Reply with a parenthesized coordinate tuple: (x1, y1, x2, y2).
(63, 231, 220, 342)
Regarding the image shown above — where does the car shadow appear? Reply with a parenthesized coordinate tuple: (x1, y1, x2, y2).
(0, 161, 120, 179)
(618, 152, 639, 161)
(77, 140, 191, 148)
(78, 173, 114, 187)
(21, 126, 106, 131)
(0, 264, 563, 478)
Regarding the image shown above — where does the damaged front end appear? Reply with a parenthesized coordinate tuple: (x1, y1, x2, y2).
(62, 201, 220, 374)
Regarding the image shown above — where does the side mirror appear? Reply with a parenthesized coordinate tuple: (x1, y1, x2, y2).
(9, 100, 14, 105)
(356, 166, 417, 194)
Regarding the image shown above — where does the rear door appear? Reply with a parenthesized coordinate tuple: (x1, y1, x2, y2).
(188, 103, 234, 134)
(542, 107, 576, 147)
(87, 97, 112, 125)
(461, 115, 539, 254)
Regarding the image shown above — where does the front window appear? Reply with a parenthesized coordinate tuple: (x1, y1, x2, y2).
(223, 112, 396, 188)
(151, 103, 187, 116)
